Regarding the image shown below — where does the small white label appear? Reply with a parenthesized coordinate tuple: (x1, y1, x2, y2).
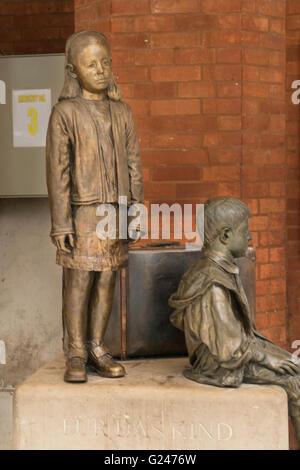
(0, 80, 6, 104)
(0, 341, 6, 364)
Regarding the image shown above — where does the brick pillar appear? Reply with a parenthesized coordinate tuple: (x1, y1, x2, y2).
(74, 0, 288, 346)
(241, 0, 287, 346)
(287, 0, 300, 349)
(285, 3, 300, 449)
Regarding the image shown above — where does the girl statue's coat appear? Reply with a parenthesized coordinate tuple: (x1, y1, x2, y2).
(46, 95, 144, 239)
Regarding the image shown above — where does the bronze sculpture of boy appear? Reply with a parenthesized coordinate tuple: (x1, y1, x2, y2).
(169, 197, 300, 447)
(46, 30, 143, 383)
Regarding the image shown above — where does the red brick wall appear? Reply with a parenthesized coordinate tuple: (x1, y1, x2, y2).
(287, 0, 300, 350)
(75, 0, 110, 32)
(0, 0, 74, 55)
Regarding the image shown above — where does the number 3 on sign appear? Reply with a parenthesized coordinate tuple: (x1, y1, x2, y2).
(27, 107, 38, 135)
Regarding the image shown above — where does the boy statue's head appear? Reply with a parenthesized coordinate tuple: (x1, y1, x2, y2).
(201, 197, 251, 258)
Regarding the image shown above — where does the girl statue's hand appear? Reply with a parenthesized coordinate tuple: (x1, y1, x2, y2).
(53, 234, 74, 253)
(128, 228, 141, 245)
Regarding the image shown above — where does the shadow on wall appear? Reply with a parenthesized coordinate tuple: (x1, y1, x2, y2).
(0, 198, 62, 388)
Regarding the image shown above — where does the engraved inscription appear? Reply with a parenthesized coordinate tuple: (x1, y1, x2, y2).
(63, 417, 108, 437)
(63, 416, 233, 441)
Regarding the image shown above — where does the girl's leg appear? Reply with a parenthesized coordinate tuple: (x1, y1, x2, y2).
(63, 267, 94, 360)
(88, 270, 116, 344)
(87, 270, 125, 378)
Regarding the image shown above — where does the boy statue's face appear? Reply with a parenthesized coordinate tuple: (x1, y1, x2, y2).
(227, 217, 251, 258)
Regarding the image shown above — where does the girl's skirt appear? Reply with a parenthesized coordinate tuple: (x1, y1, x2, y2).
(56, 203, 128, 271)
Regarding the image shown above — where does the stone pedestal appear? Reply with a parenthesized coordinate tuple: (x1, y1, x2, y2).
(14, 356, 289, 450)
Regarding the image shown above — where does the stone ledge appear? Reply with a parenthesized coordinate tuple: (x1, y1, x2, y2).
(14, 356, 289, 450)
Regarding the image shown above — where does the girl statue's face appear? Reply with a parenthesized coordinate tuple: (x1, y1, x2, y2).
(71, 41, 112, 97)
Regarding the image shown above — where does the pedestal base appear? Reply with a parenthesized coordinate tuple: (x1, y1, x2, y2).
(14, 356, 289, 450)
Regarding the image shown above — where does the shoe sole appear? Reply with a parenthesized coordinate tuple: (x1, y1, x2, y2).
(64, 374, 87, 383)
(87, 364, 125, 378)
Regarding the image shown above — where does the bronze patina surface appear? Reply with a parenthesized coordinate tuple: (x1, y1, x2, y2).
(46, 30, 143, 382)
(169, 197, 300, 448)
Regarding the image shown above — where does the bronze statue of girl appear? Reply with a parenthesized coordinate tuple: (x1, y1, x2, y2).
(46, 30, 144, 382)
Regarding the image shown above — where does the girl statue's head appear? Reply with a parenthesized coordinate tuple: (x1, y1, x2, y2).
(59, 30, 122, 102)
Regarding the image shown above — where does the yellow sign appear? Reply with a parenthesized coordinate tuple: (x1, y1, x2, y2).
(12, 89, 51, 147)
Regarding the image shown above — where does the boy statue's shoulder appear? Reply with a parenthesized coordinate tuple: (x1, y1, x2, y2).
(169, 256, 233, 310)
(183, 256, 234, 293)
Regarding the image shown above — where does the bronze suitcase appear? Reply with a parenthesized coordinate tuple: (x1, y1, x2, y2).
(102, 245, 256, 359)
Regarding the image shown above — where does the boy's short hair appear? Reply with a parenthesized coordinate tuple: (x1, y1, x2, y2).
(200, 197, 251, 247)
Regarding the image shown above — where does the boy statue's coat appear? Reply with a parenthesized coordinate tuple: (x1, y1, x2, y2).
(169, 252, 300, 416)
